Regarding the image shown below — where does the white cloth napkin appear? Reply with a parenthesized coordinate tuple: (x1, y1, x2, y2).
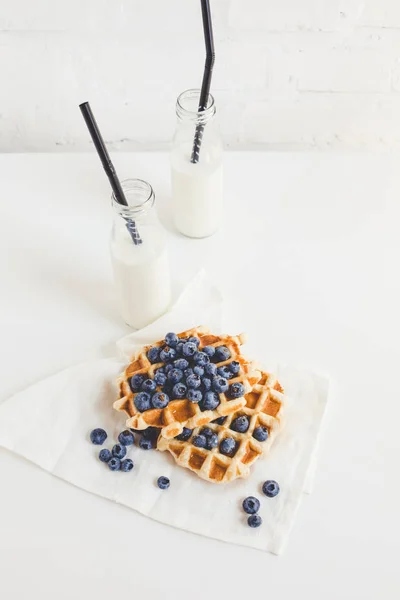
(0, 271, 329, 554)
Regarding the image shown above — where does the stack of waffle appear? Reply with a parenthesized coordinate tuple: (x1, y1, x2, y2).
(114, 327, 285, 484)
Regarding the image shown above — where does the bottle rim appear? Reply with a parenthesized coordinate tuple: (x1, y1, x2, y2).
(111, 178, 155, 217)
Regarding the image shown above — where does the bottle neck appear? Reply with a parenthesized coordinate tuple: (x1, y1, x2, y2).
(175, 89, 216, 125)
(112, 179, 155, 221)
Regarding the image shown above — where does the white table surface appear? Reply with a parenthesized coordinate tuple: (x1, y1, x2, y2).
(0, 151, 398, 599)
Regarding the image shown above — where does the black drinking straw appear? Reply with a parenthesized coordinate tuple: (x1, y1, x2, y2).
(190, 0, 215, 164)
(79, 101, 142, 245)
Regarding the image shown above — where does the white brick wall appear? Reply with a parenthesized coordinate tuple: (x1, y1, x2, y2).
(1, 0, 400, 151)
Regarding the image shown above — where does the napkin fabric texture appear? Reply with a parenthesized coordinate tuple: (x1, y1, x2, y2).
(0, 271, 329, 554)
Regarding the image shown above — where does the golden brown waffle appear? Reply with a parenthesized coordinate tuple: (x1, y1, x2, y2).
(113, 326, 261, 439)
(157, 371, 285, 483)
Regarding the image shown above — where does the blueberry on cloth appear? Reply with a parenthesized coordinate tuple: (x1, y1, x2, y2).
(134, 391, 151, 412)
(262, 480, 280, 498)
(157, 476, 170, 490)
(248, 514, 262, 528)
(139, 437, 155, 450)
(165, 332, 179, 347)
(176, 427, 192, 441)
(151, 391, 170, 409)
(160, 346, 177, 363)
(230, 415, 249, 433)
(147, 346, 160, 364)
(201, 391, 220, 411)
(242, 496, 260, 514)
(108, 457, 121, 471)
(90, 428, 107, 445)
(214, 346, 231, 362)
(121, 459, 134, 472)
(253, 426, 269, 442)
(118, 430, 135, 446)
(99, 449, 112, 463)
(212, 377, 229, 394)
(167, 368, 183, 384)
(141, 378, 157, 393)
(192, 434, 207, 448)
(129, 374, 145, 393)
(188, 389, 202, 403)
(112, 444, 127, 459)
(182, 342, 197, 358)
(172, 383, 187, 399)
(219, 437, 237, 457)
(227, 382, 245, 399)
(203, 345, 216, 358)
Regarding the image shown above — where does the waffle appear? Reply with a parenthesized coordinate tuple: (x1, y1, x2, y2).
(113, 326, 261, 439)
(157, 371, 285, 483)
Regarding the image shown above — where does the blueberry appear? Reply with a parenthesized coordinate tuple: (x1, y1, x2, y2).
(182, 342, 197, 357)
(90, 428, 107, 445)
(214, 346, 231, 362)
(231, 415, 250, 433)
(147, 346, 160, 364)
(139, 437, 155, 450)
(202, 391, 220, 410)
(165, 332, 179, 347)
(193, 365, 205, 377)
(202, 427, 213, 437)
(121, 458, 134, 472)
(193, 351, 210, 367)
(253, 426, 269, 442)
(176, 342, 185, 355)
(184, 367, 194, 378)
(160, 346, 177, 363)
(230, 361, 240, 375)
(174, 358, 189, 370)
(262, 480, 280, 498)
(192, 434, 207, 448)
(212, 377, 229, 394)
(112, 444, 127, 459)
(162, 383, 172, 396)
(99, 448, 112, 463)
(151, 391, 170, 409)
(212, 416, 227, 425)
(167, 368, 183, 384)
(217, 366, 233, 379)
(118, 430, 135, 446)
(188, 336, 200, 347)
(176, 427, 192, 441)
(129, 374, 145, 392)
(142, 427, 159, 440)
(154, 370, 167, 386)
(141, 378, 157, 393)
(188, 389, 202, 403)
(186, 374, 201, 389)
(219, 437, 237, 457)
(108, 457, 121, 471)
(248, 515, 262, 528)
(164, 364, 174, 374)
(134, 391, 151, 412)
(156, 366, 165, 374)
(201, 377, 212, 392)
(227, 382, 245, 399)
(203, 345, 216, 358)
(157, 476, 170, 490)
(206, 433, 218, 450)
(205, 363, 217, 377)
(242, 496, 260, 514)
(172, 382, 187, 399)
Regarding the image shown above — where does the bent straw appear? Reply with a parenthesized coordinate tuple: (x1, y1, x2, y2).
(79, 102, 142, 245)
(191, 0, 215, 164)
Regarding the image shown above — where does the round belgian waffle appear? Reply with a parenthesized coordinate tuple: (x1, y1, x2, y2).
(113, 326, 261, 439)
(157, 371, 285, 483)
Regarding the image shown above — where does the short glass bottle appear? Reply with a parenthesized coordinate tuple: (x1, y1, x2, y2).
(171, 89, 223, 238)
(110, 179, 171, 329)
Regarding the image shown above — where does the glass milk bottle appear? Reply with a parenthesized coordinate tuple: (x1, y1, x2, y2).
(110, 179, 171, 329)
(171, 89, 223, 238)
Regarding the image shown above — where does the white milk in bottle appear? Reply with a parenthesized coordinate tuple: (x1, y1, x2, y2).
(171, 89, 223, 238)
(110, 179, 171, 329)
